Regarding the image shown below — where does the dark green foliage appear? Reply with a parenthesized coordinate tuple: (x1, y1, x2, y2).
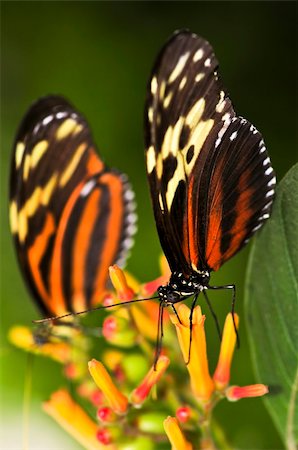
(246, 164, 298, 449)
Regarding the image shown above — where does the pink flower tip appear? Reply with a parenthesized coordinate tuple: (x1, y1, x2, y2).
(130, 355, 170, 405)
(176, 406, 192, 423)
(226, 384, 269, 401)
(97, 407, 116, 423)
(96, 428, 112, 445)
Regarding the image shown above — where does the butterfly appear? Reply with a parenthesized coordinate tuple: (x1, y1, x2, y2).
(9, 95, 137, 320)
(144, 30, 276, 342)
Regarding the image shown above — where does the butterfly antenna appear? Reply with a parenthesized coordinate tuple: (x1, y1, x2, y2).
(32, 296, 160, 324)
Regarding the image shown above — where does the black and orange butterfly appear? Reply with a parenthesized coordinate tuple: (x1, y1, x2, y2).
(9, 96, 137, 323)
(144, 30, 276, 347)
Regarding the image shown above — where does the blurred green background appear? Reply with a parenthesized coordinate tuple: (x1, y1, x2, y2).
(1, 2, 296, 449)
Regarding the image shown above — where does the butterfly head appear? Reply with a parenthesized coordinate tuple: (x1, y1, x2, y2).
(158, 270, 210, 305)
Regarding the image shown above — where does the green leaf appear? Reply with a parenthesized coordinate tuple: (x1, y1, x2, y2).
(245, 164, 298, 450)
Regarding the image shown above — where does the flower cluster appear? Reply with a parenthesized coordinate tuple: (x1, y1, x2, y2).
(9, 259, 268, 449)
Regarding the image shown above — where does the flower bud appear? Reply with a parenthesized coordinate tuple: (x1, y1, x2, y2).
(176, 406, 192, 423)
(88, 359, 128, 414)
(170, 305, 214, 401)
(97, 407, 117, 424)
(130, 356, 170, 406)
(103, 316, 137, 347)
(163, 416, 192, 450)
(109, 265, 134, 300)
(226, 384, 269, 401)
(43, 389, 111, 449)
(213, 313, 239, 389)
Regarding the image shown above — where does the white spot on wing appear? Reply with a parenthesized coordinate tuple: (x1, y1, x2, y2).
(81, 179, 96, 197)
(126, 212, 137, 224)
(179, 76, 187, 90)
(163, 91, 173, 108)
(151, 77, 158, 95)
(148, 107, 153, 123)
(266, 189, 275, 198)
(56, 111, 68, 119)
(124, 189, 135, 201)
(193, 48, 204, 62)
(230, 131, 237, 141)
(252, 224, 262, 233)
(267, 176, 276, 187)
(204, 58, 211, 67)
(265, 167, 273, 176)
(258, 213, 270, 221)
(195, 73, 204, 83)
(262, 200, 273, 210)
(42, 115, 54, 126)
(263, 157, 270, 166)
(168, 52, 190, 83)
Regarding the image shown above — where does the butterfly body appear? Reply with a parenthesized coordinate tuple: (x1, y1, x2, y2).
(158, 270, 210, 304)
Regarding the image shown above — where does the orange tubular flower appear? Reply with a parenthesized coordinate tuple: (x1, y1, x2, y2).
(88, 359, 128, 414)
(226, 384, 269, 401)
(213, 313, 239, 390)
(8, 325, 72, 363)
(43, 389, 115, 450)
(130, 355, 170, 406)
(163, 416, 193, 450)
(142, 255, 171, 297)
(109, 265, 134, 301)
(170, 304, 214, 402)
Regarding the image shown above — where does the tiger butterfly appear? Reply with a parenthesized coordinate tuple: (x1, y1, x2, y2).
(144, 30, 276, 336)
(9, 95, 137, 320)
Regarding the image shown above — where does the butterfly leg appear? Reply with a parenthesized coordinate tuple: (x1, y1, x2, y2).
(154, 301, 165, 370)
(207, 285, 240, 347)
(186, 293, 199, 365)
(202, 289, 222, 341)
(171, 304, 182, 324)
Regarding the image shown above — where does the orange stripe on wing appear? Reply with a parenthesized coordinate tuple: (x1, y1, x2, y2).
(91, 173, 124, 306)
(71, 187, 101, 312)
(86, 149, 104, 175)
(49, 182, 85, 315)
(220, 172, 253, 263)
(205, 188, 223, 271)
(185, 175, 199, 270)
(27, 213, 55, 307)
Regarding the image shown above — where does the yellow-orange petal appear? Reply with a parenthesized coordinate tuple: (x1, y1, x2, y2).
(130, 355, 170, 406)
(8, 325, 71, 363)
(130, 303, 158, 341)
(163, 416, 193, 450)
(88, 359, 128, 414)
(226, 384, 269, 401)
(43, 389, 115, 450)
(123, 270, 140, 294)
(109, 265, 134, 301)
(170, 305, 214, 401)
(159, 254, 171, 278)
(213, 313, 239, 389)
(142, 276, 167, 297)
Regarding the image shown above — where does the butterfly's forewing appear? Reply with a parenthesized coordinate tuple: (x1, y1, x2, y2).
(145, 30, 275, 274)
(10, 96, 136, 316)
